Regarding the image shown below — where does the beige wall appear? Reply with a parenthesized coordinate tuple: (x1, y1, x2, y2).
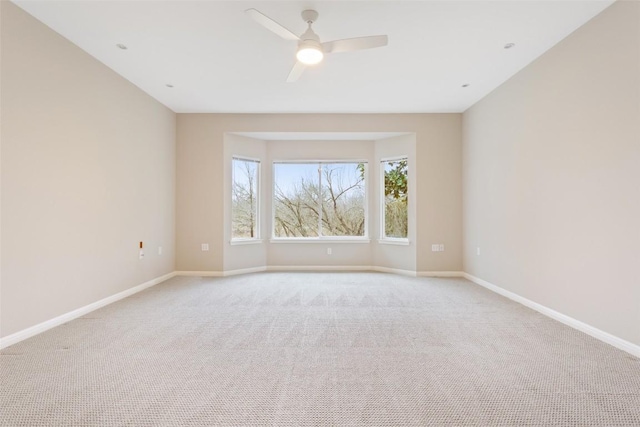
(223, 134, 267, 272)
(223, 133, 430, 271)
(1, 2, 176, 337)
(220, 134, 425, 271)
(463, 0, 640, 345)
(373, 135, 417, 272)
(177, 114, 462, 274)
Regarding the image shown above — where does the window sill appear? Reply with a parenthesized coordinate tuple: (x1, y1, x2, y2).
(378, 239, 410, 246)
(270, 238, 371, 244)
(230, 239, 263, 246)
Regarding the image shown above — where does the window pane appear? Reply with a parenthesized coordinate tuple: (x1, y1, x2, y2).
(320, 163, 366, 237)
(232, 158, 259, 239)
(382, 159, 408, 239)
(273, 163, 320, 237)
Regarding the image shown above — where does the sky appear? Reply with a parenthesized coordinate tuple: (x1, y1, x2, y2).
(273, 162, 364, 196)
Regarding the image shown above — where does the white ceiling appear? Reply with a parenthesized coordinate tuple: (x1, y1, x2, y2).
(14, 0, 614, 114)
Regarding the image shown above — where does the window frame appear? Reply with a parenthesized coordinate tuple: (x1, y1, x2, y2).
(380, 156, 409, 244)
(231, 156, 261, 243)
(271, 160, 369, 242)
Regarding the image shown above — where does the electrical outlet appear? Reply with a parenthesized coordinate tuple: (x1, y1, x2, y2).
(327, 248, 332, 255)
(439, 244, 445, 252)
(201, 243, 209, 251)
(431, 244, 439, 252)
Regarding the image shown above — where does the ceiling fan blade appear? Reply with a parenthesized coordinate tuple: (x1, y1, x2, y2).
(323, 35, 388, 54)
(286, 61, 306, 83)
(245, 9, 300, 41)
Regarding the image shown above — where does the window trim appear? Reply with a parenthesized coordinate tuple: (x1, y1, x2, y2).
(377, 238, 410, 246)
(270, 237, 371, 244)
(230, 238, 264, 245)
(380, 155, 409, 242)
(231, 156, 261, 242)
(272, 160, 369, 240)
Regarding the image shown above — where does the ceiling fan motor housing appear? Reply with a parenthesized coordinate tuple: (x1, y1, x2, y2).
(301, 10, 319, 24)
(298, 38, 322, 51)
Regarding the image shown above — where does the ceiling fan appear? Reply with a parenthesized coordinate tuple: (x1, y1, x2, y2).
(245, 8, 389, 82)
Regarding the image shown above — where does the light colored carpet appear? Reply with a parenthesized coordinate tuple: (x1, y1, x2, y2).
(1, 272, 639, 426)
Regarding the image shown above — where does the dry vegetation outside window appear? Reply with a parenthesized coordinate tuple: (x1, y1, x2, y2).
(232, 158, 260, 239)
(273, 162, 366, 238)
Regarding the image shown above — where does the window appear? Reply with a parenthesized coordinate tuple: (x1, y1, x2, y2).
(381, 158, 408, 240)
(232, 157, 260, 240)
(273, 162, 367, 239)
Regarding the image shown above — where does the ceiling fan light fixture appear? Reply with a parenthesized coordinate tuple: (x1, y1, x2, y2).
(297, 47, 323, 65)
(296, 40, 324, 65)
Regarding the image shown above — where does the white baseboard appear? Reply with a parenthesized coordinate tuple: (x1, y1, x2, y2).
(267, 265, 372, 272)
(223, 266, 268, 276)
(417, 271, 464, 277)
(174, 271, 223, 277)
(463, 273, 640, 358)
(175, 266, 373, 276)
(175, 267, 466, 278)
(267, 266, 421, 277)
(0, 272, 176, 350)
(372, 266, 417, 277)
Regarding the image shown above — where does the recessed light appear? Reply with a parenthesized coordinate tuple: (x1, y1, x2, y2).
(116, 43, 128, 50)
(165, 84, 174, 88)
(462, 83, 470, 88)
(504, 43, 515, 49)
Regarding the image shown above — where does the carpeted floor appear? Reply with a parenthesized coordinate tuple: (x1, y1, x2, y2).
(1, 272, 639, 426)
